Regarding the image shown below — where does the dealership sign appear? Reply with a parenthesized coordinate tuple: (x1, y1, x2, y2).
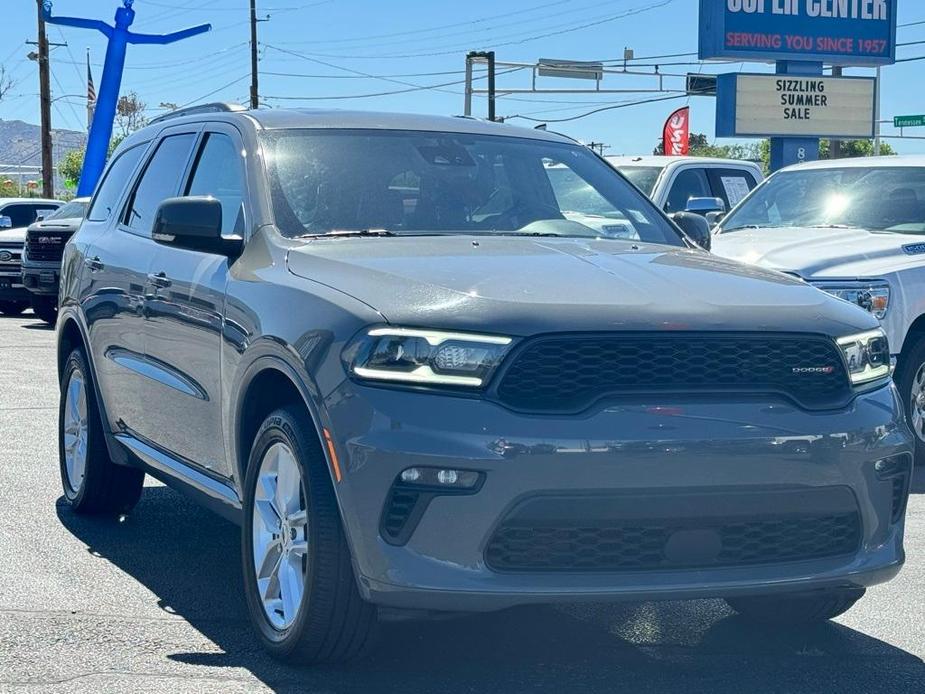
(700, 0, 897, 66)
(716, 73, 876, 138)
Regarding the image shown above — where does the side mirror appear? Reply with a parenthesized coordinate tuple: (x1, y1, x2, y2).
(705, 211, 725, 228)
(671, 211, 712, 252)
(0, 216, 12, 229)
(152, 196, 241, 256)
(685, 197, 726, 215)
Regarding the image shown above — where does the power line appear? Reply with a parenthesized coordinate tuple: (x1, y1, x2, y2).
(280, 0, 677, 60)
(899, 19, 925, 28)
(178, 73, 251, 108)
(506, 93, 687, 123)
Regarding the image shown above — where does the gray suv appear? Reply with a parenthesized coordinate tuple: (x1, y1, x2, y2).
(56, 106, 914, 664)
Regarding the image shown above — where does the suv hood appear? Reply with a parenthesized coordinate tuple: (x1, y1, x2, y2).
(712, 226, 925, 279)
(286, 235, 875, 336)
(0, 226, 27, 245)
(26, 217, 82, 234)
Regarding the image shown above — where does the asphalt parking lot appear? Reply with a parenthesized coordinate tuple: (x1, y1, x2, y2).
(0, 312, 923, 693)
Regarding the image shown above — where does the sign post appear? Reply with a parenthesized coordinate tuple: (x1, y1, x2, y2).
(699, 0, 897, 171)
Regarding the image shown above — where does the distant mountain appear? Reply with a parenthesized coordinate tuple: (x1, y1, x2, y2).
(0, 119, 86, 164)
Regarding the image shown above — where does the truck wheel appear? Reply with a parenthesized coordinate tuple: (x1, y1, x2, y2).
(896, 336, 925, 465)
(0, 300, 28, 316)
(59, 348, 145, 514)
(31, 296, 58, 325)
(242, 406, 378, 663)
(726, 589, 864, 625)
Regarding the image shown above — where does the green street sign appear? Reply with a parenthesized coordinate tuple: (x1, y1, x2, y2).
(894, 115, 925, 128)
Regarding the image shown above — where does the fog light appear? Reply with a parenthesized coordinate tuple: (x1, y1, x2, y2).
(874, 456, 909, 478)
(397, 467, 481, 489)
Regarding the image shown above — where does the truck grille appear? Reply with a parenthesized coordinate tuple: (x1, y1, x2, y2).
(495, 333, 851, 412)
(24, 230, 69, 262)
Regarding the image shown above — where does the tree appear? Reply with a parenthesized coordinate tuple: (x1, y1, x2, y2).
(653, 132, 762, 162)
(58, 136, 125, 192)
(0, 66, 12, 102)
(115, 92, 147, 137)
(820, 139, 896, 159)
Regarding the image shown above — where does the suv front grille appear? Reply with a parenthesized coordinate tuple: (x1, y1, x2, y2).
(24, 230, 69, 262)
(495, 333, 851, 412)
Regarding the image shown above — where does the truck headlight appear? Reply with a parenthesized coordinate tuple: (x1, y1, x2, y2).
(345, 327, 513, 388)
(837, 329, 891, 386)
(816, 281, 890, 319)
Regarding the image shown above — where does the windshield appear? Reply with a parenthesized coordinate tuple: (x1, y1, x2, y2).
(720, 166, 925, 234)
(614, 166, 663, 196)
(263, 129, 683, 245)
(44, 200, 88, 221)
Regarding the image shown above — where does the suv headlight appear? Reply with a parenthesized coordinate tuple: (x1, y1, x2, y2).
(345, 327, 513, 388)
(837, 329, 891, 385)
(815, 281, 890, 319)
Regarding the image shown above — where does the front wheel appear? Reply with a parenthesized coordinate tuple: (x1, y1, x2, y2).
(726, 589, 864, 625)
(241, 406, 377, 664)
(31, 295, 58, 325)
(896, 336, 925, 465)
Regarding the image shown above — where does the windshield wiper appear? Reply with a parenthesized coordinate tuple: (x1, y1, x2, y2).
(720, 224, 783, 232)
(298, 228, 397, 239)
(806, 224, 858, 230)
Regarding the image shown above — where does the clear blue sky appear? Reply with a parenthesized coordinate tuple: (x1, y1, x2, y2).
(2, 0, 925, 155)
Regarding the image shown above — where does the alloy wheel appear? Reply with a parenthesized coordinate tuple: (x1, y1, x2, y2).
(910, 362, 925, 443)
(62, 369, 89, 495)
(251, 442, 309, 630)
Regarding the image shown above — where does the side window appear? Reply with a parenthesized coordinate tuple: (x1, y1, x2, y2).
(87, 145, 146, 222)
(185, 132, 245, 235)
(706, 168, 758, 210)
(124, 134, 197, 236)
(664, 168, 711, 213)
(1, 204, 57, 228)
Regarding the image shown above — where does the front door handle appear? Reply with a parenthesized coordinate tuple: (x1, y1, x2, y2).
(147, 272, 172, 289)
(84, 256, 103, 272)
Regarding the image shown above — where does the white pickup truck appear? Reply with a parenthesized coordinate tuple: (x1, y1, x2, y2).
(607, 155, 764, 216)
(712, 156, 925, 462)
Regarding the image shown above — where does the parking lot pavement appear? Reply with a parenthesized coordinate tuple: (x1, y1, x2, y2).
(0, 313, 923, 694)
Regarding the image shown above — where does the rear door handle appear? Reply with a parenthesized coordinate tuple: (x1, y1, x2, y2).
(84, 256, 103, 272)
(147, 272, 172, 289)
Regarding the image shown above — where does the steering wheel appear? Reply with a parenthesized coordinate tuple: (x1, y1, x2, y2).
(476, 199, 564, 230)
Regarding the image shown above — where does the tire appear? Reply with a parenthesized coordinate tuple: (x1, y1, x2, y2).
(59, 348, 145, 514)
(31, 295, 58, 325)
(242, 406, 378, 664)
(0, 300, 29, 316)
(726, 589, 864, 625)
(896, 336, 925, 466)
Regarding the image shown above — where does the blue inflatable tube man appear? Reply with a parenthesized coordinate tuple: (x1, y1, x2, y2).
(43, 1, 211, 197)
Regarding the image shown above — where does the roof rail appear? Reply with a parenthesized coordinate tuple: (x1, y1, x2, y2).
(148, 102, 247, 126)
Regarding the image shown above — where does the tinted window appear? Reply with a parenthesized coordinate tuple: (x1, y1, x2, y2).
(44, 199, 88, 221)
(665, 168, 711, 212)
(706, 168, 757, 210)
(185, 132, 245, 235)
(264, 130, 683, 246)
(124, 134, 196, 235)
(2, 203, 59, 228)
(615, 166, 663, 196)
(87, 145, 146, 222)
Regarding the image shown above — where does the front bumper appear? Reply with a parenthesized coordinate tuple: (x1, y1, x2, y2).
(0, 269, 29, 302)
(21, 260, 60, 296)
(324, 381, 913, 612)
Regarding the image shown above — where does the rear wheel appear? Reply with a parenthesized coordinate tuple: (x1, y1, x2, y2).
(31, 295, 58, 325)
(896, 336, 925, 465)
(726, 589, 864, 625)
(59, 349, 144, 514)
(242, 406, 378, 663)
(0, 300, 28, 316)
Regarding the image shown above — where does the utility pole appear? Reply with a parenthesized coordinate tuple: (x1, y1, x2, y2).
(36, 0, 54, 198)
(831, 66, 842, 159)
(465, 51, 496, 121)
(249, 0, 259, 109)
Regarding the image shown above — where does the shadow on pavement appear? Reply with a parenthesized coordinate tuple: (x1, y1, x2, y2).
(57, 485, 924, 694)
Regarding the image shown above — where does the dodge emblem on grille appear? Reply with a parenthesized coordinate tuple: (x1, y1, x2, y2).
(792, 366, 835, 375)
